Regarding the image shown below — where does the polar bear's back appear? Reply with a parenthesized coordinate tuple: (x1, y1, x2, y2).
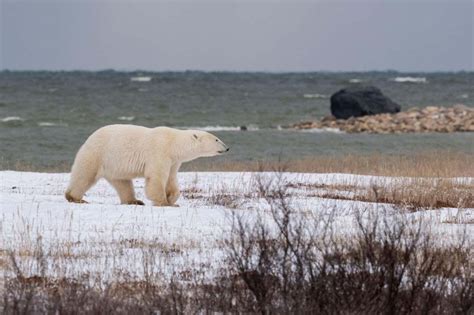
(84, 124, 149, 153)
(74, 124, 160, 179)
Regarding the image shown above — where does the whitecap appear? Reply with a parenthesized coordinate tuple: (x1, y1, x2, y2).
(183, 125, 258, 131)
(299, 127, 344, 134)
(130, 76, 152, 82)
(303, 93, 329, 99)
(38, 122, 67, 127)
(1, 116, 24, 122)
(349, 79, 362, 83)
(459, 94, 469, 99)
(392, 77, 427, 83)
(38, 122, 55, 127)
(118, 116, 135, 121)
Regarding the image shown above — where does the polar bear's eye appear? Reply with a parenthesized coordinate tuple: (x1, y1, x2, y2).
(215, 139, 218, 142)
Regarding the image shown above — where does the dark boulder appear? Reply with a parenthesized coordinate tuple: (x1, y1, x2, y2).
(330, 86, 401, 119)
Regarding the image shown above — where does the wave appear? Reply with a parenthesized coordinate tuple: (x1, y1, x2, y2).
(349, 79, 362, 83)
(392, 77, 427, 83)
(298, 127, 344, 134)
(118, 116, 136, 121)
(303, 93, 329, 99)
(183, 125, 259, 131)
(130, 76, 152, 82)
(459, 94, 469, 99)
(1, 116, 24, 122)
(38, 122, 68, 127)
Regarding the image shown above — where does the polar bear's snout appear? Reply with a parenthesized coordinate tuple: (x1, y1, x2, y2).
(217, 140, 230, 154)
(218, 146, 230, 154)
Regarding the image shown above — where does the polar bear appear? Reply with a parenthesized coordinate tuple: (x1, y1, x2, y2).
(65, 125, 229, 206)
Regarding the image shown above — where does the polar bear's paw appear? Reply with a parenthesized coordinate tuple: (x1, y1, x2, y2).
(125, 199, 145, 206)
(65, 192, 88, 204)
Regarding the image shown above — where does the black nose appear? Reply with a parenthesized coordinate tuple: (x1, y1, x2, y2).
(226, 148, 230, 152)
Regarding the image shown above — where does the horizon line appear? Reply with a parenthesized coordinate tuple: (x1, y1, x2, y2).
(1, 69, 473, 74)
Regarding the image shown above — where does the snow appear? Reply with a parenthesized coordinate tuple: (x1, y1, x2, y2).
(1, 171, 472, 281)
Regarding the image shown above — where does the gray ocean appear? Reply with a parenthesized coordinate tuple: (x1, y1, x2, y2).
(0, 71, 473, 169)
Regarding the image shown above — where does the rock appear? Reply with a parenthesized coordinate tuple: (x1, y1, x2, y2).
(288, 105, 474, 134)
(330, 86, 401, 119)
(423, 106, 439, 113)
(321, 115, 336, 122)
(466, 120, 474, 131)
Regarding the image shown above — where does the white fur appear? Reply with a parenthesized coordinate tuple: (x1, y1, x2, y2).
(65, 125, 228, 206)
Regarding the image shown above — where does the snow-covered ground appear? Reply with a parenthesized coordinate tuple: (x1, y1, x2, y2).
(1, 171, 472, 282)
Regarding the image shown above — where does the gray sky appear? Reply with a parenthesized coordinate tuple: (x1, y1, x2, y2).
(1, 0, 472, 72)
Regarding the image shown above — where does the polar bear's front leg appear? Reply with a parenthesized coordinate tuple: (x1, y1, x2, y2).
(144, 161, 170, 206)
(166, 163, 181, 206)
(145, 177, 170, 206)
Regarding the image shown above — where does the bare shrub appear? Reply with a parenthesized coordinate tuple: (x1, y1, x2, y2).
(224, 175, 473, 314)
(208, 191, 242, 209)
(299, 179, 474, 210)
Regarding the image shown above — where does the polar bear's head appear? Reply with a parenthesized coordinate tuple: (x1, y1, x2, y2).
(190, 130, 229, 158)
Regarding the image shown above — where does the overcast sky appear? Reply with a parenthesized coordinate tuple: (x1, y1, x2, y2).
(0, 0, 472, 72)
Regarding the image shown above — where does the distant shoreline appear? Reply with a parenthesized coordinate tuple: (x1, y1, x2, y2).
(1, 69, 473, 74)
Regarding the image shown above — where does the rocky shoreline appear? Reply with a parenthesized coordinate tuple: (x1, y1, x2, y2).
(289, 105, 474, 134)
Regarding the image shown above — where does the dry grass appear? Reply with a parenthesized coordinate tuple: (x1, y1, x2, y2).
(290, 179, 474, 210)
(182, 173, 473, 211)
(4, 151, 474, 178)
(186, 151, 474, 178)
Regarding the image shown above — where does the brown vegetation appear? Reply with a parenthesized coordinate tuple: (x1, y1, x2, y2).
(186, 151, 474, 177)
(291, 179, 474, 210)
(182, 165, 474, 211)
(4, 151, 474, 178)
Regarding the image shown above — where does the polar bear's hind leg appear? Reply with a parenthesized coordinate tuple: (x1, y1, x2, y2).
(108, 179, 144, 205)
(65, 168, 98, 203)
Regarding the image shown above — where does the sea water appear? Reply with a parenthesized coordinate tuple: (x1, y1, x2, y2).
(0, 71, 473, 168)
